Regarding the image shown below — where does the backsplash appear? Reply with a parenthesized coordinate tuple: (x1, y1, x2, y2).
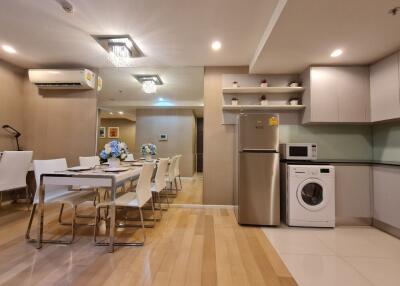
(373, 122, 400, 162)
(280, 125, 373, 160)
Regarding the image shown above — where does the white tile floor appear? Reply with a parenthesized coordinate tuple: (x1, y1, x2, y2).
(262, 226, 400, 286)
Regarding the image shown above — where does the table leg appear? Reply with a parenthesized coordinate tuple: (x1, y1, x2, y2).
(36, 177, 45, 249)
(108, 182, 116, 253)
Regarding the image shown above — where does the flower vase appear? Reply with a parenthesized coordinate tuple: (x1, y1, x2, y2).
(145, 154, 152, 161)
(108, 157, 120, 168)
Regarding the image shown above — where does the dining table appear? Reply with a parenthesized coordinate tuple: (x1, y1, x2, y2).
(35, 164, 142, 253)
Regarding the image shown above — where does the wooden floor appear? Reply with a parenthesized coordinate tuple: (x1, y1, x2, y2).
(0, 202, 297, 286)
(172, 173, 203, 205)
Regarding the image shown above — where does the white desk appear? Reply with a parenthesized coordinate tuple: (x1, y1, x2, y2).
(35, 166, 142, 253)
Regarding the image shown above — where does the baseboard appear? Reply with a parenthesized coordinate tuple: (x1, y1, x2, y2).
(373, 219, 400, 239)
(168, 204, 233, 209)
(335, 217, 372, 226)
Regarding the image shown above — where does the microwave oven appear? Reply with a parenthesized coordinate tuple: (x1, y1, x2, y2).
(280, 143, 317, 160)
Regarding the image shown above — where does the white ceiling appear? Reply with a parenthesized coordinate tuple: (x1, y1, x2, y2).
(0, 0, 278, 69)
(250, 0, 400, 74)
(98, 66, 204, 106)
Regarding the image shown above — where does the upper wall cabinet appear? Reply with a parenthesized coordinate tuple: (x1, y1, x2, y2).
(370, 52, 400, 122)
(301, 67, 370, 123)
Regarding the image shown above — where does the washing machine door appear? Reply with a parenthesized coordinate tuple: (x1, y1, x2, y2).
(296, 178, 328, 211)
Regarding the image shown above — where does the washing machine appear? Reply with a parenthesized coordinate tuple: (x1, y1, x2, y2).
(286, 165, 335, 227)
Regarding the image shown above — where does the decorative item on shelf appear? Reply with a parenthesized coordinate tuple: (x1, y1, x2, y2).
(231, 97, 239, 106)
(99, 140, 129, 167)
(260, 79, 268, 88)
(260, 95, 268, 106)
(141, 143, 157, 161)
(288, 81, 300, 87)
(289, 98, 299, 106)
(232, 81, 239, 88)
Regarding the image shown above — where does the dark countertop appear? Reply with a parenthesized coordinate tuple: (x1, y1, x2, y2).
(281, 159, 400, 167)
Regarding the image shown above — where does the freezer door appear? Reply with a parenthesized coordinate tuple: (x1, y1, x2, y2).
(239, 113, 279, 151)
(238, 152, 280, 225)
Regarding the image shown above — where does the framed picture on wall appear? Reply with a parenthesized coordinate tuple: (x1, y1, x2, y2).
(108, 127, 119, 138)
(99, 127, 106, 138)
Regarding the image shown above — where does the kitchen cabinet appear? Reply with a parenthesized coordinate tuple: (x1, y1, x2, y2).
(301, 67, 370, 123)
(333, 164, 372, 225)
(372, 166, 400, 234)
(370, 52, 400, 122)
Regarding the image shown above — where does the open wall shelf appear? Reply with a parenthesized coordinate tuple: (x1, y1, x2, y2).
(222, 86, 305, 94)
(222, 105, 305, 111)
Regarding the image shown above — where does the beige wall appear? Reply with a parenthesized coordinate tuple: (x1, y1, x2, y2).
(203, 67, 249, 205)
(22, 78, 98, 166)
(0, 60, 25, 151)
(98, 118, 136, 153)
(135, 109, 195, 177)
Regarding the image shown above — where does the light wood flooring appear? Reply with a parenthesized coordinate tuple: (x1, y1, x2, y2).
(0, 201, 297, 286)
(172, 173, 203, 205)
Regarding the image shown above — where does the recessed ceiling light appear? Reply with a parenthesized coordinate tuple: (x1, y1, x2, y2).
(118, 111, 124, 115)
(109, 112, 113, 115)
(211, 41, 222, 51)
(2, 44, 17, 54)
(330, 49, 343, 58)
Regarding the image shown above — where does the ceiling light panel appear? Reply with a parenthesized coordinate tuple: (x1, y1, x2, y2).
(330, 48, 343, 57)
(2, 44, 17, 54)
(132, 74, 163, 85)
(93, 35, 144, 58)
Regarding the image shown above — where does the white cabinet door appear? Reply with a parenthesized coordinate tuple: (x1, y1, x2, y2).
(309, 67, 339, 122)
(334, 164, 372, 222)
(370, 52, 400, 122)
(337, 67, 370, 122)
(373, 166, 400, 229)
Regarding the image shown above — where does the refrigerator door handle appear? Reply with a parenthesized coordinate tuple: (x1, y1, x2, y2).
(241, 149, 278, 153)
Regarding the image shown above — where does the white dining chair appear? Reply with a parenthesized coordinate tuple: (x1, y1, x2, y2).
(174, 154, 183, 190)
(79, 155, 102, 202)
(0, 151, 33, 205)
(151, 158, 169, 218)
(94, 162, 156, 246)
(25, 158, 96, 244)
(79, 156, 100, 168)
(165, 155, 179, 196)
(125, 153, 134, 161)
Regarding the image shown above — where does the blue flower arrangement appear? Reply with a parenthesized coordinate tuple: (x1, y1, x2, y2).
(140, 143, 157, 156)
(99, 140, 129, 160)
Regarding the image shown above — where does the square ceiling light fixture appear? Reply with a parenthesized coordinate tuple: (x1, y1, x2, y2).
(93, 35, 144, 66)
(132, 74, 163, 94)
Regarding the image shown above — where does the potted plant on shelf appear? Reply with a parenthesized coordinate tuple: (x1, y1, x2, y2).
(260, 95, 268, 106)
(232, 81, 239, 88)
(231, 97, 239, 106)
(99, 140, 129, 167)
(260, 79, 268, 88)
(141, 143, 157, 161)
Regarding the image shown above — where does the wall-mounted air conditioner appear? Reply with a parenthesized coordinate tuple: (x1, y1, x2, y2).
(28, 69, 96, 89)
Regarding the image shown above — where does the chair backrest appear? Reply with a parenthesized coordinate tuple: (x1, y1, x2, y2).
(136, 162, 155, 207)
(154, 158, 169, 192)
(174, 154, 182, 177)
(79, 156, 100, 168)
(0, 151, 33, 192)
(168, 156, 177, 181)
(33, 158, 70, 203)
(125, 153, 134, 161)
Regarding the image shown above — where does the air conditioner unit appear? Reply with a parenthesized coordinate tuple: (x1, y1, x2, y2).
(28, 69, 96, 89)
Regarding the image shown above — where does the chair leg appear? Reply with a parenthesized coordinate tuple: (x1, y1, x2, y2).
(157, 192, 163, 219)
(58, 204, 65, 224)
(25, 203, 37, 240)
(93, 207, 100, 243)
(178, 175, 183, 190)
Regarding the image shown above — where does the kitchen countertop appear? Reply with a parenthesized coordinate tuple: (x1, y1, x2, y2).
(281, 159, 400, 167)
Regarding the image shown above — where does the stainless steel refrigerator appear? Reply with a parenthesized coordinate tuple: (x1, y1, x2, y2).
(234, 113, 280, 225)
